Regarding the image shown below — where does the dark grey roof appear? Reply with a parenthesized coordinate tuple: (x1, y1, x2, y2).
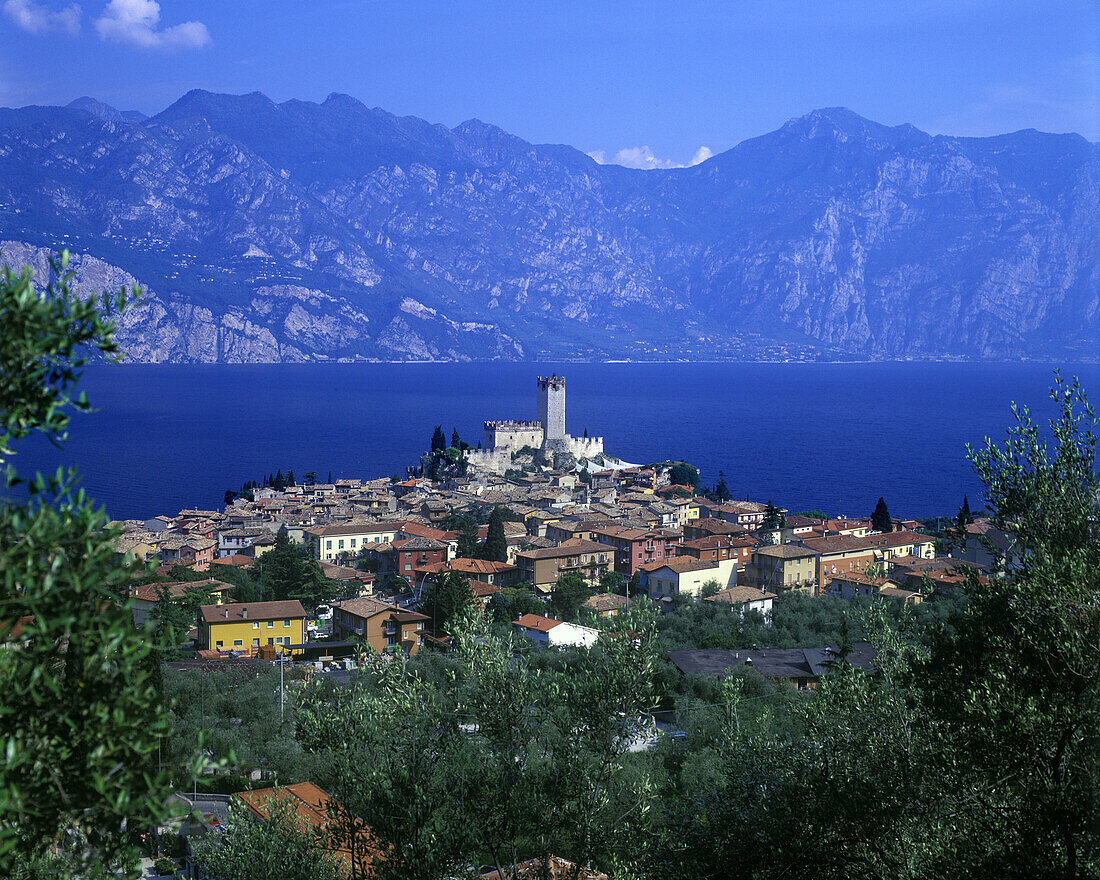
(667, 641, 875, 680)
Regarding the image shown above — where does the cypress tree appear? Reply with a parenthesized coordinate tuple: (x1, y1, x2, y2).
(451, 427, 461, 449)
(871, 497, 892, 533)
(431, 425, 447, 452)
(484, 506, 509, 563)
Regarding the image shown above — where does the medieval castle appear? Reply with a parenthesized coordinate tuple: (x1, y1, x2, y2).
(465, 375, 605, 473)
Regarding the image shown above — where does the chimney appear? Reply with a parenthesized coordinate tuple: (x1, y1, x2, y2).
(224, 608, 229, 618)
(242, 607, 248, 618)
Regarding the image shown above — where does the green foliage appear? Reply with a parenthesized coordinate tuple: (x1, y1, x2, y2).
(483, 505, 509, 562)
(793, 509, 828, 520)
(547, 572, 593, 621)
(420, 571, 477, 636)
(956, 493, 973, 528)
(914, 375, 1100, 876)
(245, 531, 327, 608)
(488, 587, 544, 625)
(761, 499, 785, 530)
(297, 653, 476, 880)
(668, 461, 700, 490)
(712, 471, 731, 503)
(871, 495, 892, 532)
(430, 425, 447, 453)
(162, 665, 319, 785)
(193, 798, 343, 880)
(0, 253, 186, 875)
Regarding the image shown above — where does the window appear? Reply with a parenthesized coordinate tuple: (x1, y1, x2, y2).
(267, 638, 274, 646)
(326, 540, 332, 550)
(252, 621, 259, 629)
(350, 538, 357, 547)
(216, 640, 223, 648)
(275, 637, 282, 644)
(338, 539, 345, 549)
(252, 638, 259, 647)
(267, 621, 273, 628)
(283, 619, 291, 627)
(233, 639, 243, 647)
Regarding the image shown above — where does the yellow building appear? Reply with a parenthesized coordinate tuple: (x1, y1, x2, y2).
(198, 600, 307, 656)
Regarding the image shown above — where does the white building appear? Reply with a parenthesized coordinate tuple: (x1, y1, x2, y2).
(704, 585, 777, 622)
(639, 557, 738, 604)
(513, 613, 599, 649)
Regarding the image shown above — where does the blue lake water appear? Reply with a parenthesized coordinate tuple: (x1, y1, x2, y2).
(11, 362, 1100, 522)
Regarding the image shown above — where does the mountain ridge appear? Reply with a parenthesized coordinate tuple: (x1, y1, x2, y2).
(0, 92, 1095, 363)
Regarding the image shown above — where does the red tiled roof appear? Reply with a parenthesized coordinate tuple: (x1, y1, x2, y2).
(513, 613, 563, 633)
(705, 586, 777, 604)
(199, 600, 305, 624)
(235, 783, 385, 877)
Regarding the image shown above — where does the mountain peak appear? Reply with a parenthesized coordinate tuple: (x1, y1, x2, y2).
(66, 96, 146, 123)
(155, 89, 276, 122)
(781, 107, 931, 148)
(322, 92, 367, 110)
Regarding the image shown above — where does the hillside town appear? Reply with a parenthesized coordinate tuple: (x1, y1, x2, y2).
(110, 379, 1006, 665)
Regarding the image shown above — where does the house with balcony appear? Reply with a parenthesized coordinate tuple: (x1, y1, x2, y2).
(746, 544, 819, 594)
(333, 597, 428, 654)
(589, 526, 680, 576)
(515, 539, 615, 592)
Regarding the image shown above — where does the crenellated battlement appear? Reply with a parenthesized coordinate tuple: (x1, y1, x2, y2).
(484, 420, 541, 430)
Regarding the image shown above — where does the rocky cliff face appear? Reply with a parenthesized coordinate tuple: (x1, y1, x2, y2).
(0, 95, 1095, 362)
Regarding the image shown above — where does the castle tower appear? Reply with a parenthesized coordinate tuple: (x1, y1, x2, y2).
(537, 374, 566, 441)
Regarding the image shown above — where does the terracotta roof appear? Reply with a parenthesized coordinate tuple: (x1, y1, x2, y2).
(583, 593, 628, 612)
(865, 530, 935, 549)
(308, 522, 398, 537)
(679, 535, 755, 550)
(211, 554, 255, 568)
(468, 579, 503, 598)
(801, 534, 877, 554)
(516, 540, 614, 560)
(638, 557, 715, 574)
(235, 783, 384, 876)
(705, 586, 777, 604)
(392, 537, 447, 551)
(199, 600, 305, 624)
(447, 558, 517, 575)
(514, 613, 564, 633)
(753, 544, 819, 559)
(129, 579, 234, 603)
(337, 596, 403, 620)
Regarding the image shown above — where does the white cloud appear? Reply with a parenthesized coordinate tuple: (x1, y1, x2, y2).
(588, 144, 715, 170)
(3, 0, 81, 35)
(689, 145, 714, 165)
(94, 0, 209, 49)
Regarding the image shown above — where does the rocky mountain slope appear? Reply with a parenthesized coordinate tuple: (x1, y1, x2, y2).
(0, 92, 1095, 362)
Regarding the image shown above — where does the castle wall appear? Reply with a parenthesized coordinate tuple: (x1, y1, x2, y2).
(564, 435, 604, 460)
(483, 424, 543, 452)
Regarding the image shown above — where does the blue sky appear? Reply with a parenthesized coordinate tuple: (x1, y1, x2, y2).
(1, 0, 1096, 167)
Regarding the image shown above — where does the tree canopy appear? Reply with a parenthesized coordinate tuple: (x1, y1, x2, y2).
(870, 496, 892, 532)
(0, 254, 185, 875)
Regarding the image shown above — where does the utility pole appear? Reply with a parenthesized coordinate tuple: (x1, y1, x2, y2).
(279, 655, 285, 725)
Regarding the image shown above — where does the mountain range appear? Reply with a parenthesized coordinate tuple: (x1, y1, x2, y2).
(0, 91, 1096, 362)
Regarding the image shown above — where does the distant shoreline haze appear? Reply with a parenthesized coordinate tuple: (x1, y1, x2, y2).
(0, 93, 1096, 365)
(14, 361, 1100, 522)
